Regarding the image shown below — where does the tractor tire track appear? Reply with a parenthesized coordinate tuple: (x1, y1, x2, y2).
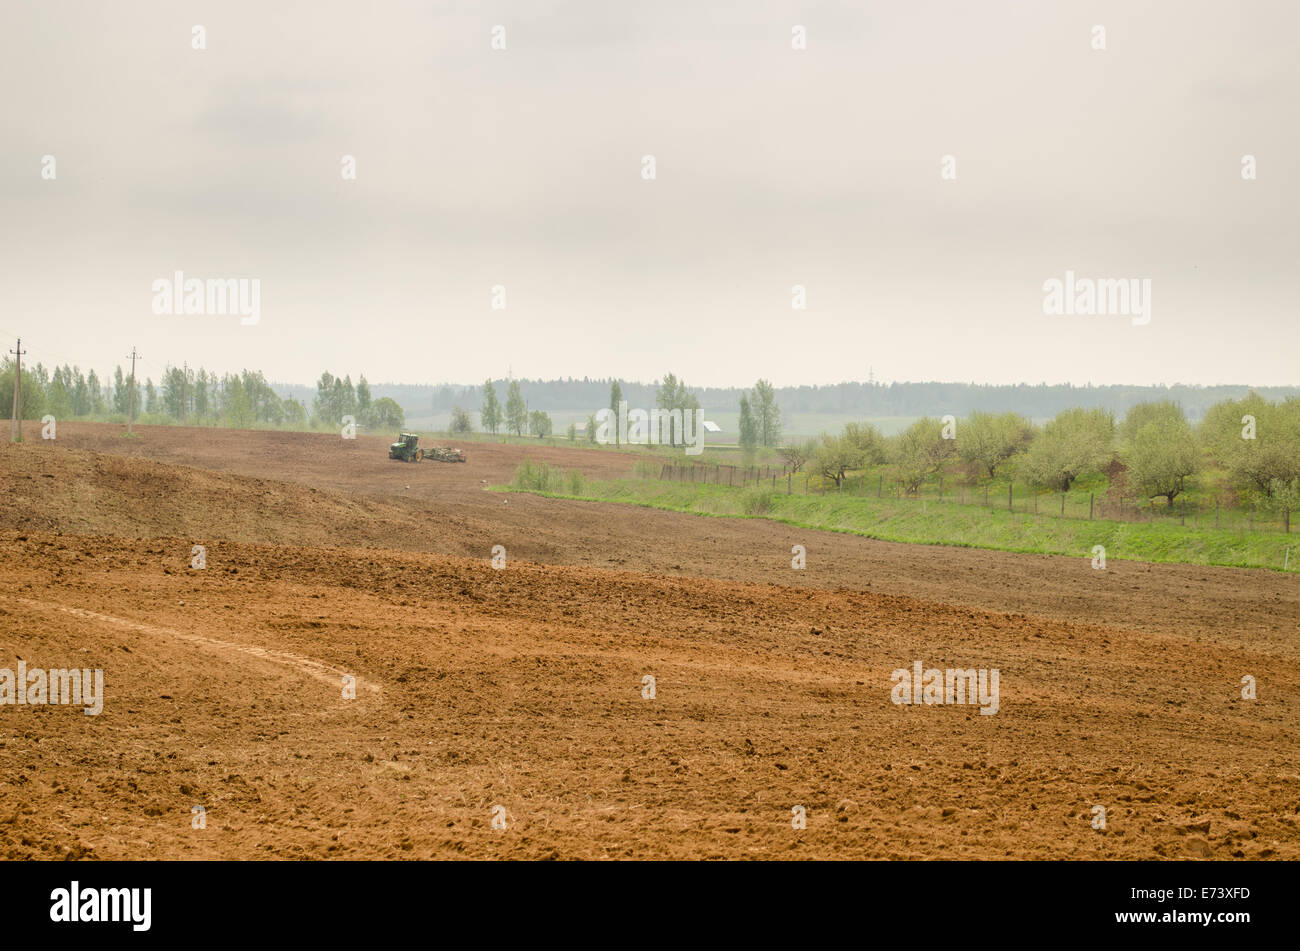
(6, 595, 381, 696)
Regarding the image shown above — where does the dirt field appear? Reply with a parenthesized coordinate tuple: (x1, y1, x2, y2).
(2, 423, 1297, 859)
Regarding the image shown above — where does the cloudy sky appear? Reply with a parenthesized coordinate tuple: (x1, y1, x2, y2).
(1, 0, 1296, 389)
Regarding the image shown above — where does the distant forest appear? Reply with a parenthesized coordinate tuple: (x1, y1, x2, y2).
(275, 378, 1300, 422)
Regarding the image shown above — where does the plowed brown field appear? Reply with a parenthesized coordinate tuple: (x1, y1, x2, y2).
(2, 423, 1297, 859)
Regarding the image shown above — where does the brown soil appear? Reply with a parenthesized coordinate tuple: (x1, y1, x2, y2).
(1, 423, 1297, 859)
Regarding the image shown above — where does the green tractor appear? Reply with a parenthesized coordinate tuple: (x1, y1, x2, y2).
(389, 432, 424, 462)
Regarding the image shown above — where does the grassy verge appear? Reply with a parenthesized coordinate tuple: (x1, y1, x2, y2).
(500, 474, 1297, 571)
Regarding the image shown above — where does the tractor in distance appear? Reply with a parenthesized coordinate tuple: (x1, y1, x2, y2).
(389, 432, 424, 461)
(388, 432, 467, 463)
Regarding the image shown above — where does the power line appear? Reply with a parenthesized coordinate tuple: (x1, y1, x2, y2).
(9, 338, 27, 442)
(126, 347, 140, 435)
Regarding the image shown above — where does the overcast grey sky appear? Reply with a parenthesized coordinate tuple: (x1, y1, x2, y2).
(2, 0, 1296, 388)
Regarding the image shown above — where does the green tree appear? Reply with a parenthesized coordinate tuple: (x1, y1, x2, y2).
(160, 366, 185, 419)
(528, 409, 553, 438)
(69, 367, 90, 416)
(1200, 393, 1300, 498)
(46, 367, 72, 420)
(751, 379, 782, 447)
(655, 373, 701, 446)
(237, 369, 280, 424)
(657, 373, 679, 413)
(368, 397, 404, 430)
(738, 394, 758, 450)
(812, 434, 860, 487)
(314, 371, 337, 423)
(1119, 400, 1186, 446)
(889, 417, 953, 494)
(192, 370, 210, 420)
(809, 424, 884, 487)
(449, 406, 473, 433)
(1118, 401, 1199, 507)
(225, 375, 253, 428)
(1264, 478, 1299, 533)
(480, 379, 502, 434)
(505, 379, 527, 436)
(334, 376, 357, 422)
(609, 380, 624, 445)
(1126, 419, 1199, 507)
(0, 359, 47, 420)
(777, 438, 817, 474)
(86, 370, 105, 415)
(957, 410, 1034, 480)
(282, 398, 308, 429)
(1019, 407, 1115, 491)
(656, 373, 679, 444)
(112, 366, 130, 415)
(843, 422, 887, 467)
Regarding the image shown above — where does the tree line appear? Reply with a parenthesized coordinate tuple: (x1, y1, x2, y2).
(413, 377, 1300, 420)
(474, 378, 554, 438)
(0, 359, 407, 432)
(0, 359, 303, 428)
(470, 373, 733, 445)
(778, 394, 1300, 524)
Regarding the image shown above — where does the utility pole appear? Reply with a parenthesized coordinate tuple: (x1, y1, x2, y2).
(9, 338, 26, 442)
(182, 361, 189, 423)
(126, 347, 140, 435)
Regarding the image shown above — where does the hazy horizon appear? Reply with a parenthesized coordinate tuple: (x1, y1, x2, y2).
(3, 1, 1297, 388)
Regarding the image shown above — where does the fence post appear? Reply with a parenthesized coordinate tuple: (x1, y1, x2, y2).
(1008, 482, 1013, 512)
(939, 477, 943, 502)
(1215, 498, 1219, 529)
(878, 474, 883, 498)
(787, 473, 791, 495)
(1089, 492, 1094, 520)
(1250, 504, 1254, 531)
(1060, 492, 1065, 517)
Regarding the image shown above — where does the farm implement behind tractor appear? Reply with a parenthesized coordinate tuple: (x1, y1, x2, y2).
(424, 445, 466, 463)
(388, 432, 466, 463)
